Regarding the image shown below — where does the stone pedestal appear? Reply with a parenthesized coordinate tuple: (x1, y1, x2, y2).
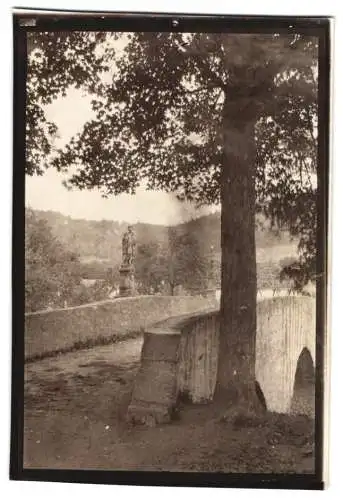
(119, 264, 135, 297)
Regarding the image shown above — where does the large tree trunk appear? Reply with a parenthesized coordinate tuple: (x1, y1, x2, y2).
(215, 90, 262, 414)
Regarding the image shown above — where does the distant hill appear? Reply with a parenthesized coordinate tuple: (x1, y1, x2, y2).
(30, 209, 298, 268)
(31, 210, 171, 267)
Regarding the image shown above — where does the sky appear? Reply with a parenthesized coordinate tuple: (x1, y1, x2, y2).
(25, 32, 217, 225)
(25, 87, 217, 225)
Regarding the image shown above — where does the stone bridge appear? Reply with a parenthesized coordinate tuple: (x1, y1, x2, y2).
(127, 295, 316, 424)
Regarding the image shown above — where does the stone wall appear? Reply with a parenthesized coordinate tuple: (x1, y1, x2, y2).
(127, 295, 316, 424)
(256, 296, 316, 413)
(127, 309, 219, 425)
(177, 311, 219, 403)
(25, 294, 218, 360)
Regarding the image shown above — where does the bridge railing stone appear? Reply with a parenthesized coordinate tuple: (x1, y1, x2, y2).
(127, 295, 316, 425)
(177, 311, 220, 403)
(126, 309, 219, 425)
(256, 296, 316, 414)
(25, 294, 218, 360)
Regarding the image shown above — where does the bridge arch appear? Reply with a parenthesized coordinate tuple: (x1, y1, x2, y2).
(290, 347, 315, 416)
(293, 347, 315, 388)
(255, 296, 316, 414)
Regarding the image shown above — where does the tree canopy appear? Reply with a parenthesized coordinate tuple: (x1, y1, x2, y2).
(26, 31, 318, 289)
(26, 31, 109, 175)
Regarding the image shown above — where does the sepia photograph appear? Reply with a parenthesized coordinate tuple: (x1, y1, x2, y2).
(11, 11, 330, 489)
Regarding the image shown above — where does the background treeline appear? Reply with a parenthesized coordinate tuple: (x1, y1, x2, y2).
(25, 208, 296, 312)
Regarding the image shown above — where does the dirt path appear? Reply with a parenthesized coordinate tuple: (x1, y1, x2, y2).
(24, 337, 315, 473)
(25, 336, 143, 384)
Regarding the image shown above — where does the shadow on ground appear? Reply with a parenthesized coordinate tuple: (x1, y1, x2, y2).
(24, 337, 315, 473)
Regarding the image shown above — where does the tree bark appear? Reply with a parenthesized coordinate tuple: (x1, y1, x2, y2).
(215, 90, 262, 414)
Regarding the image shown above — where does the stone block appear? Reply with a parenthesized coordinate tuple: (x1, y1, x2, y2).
(141, 332, 180, 362)
(126, 401, 174, 426)
(131, 360, 178, 405)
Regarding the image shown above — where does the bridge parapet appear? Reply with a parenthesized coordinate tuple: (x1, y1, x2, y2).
(25, 294, 218, 360)
(126, 309, 218, 425)
(127, 295, 316, 425)
(256, 296, 316, 413)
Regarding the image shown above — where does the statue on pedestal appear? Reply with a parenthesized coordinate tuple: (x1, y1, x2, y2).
(122, 225, 136, 267)
(119, 225, 136, 296)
